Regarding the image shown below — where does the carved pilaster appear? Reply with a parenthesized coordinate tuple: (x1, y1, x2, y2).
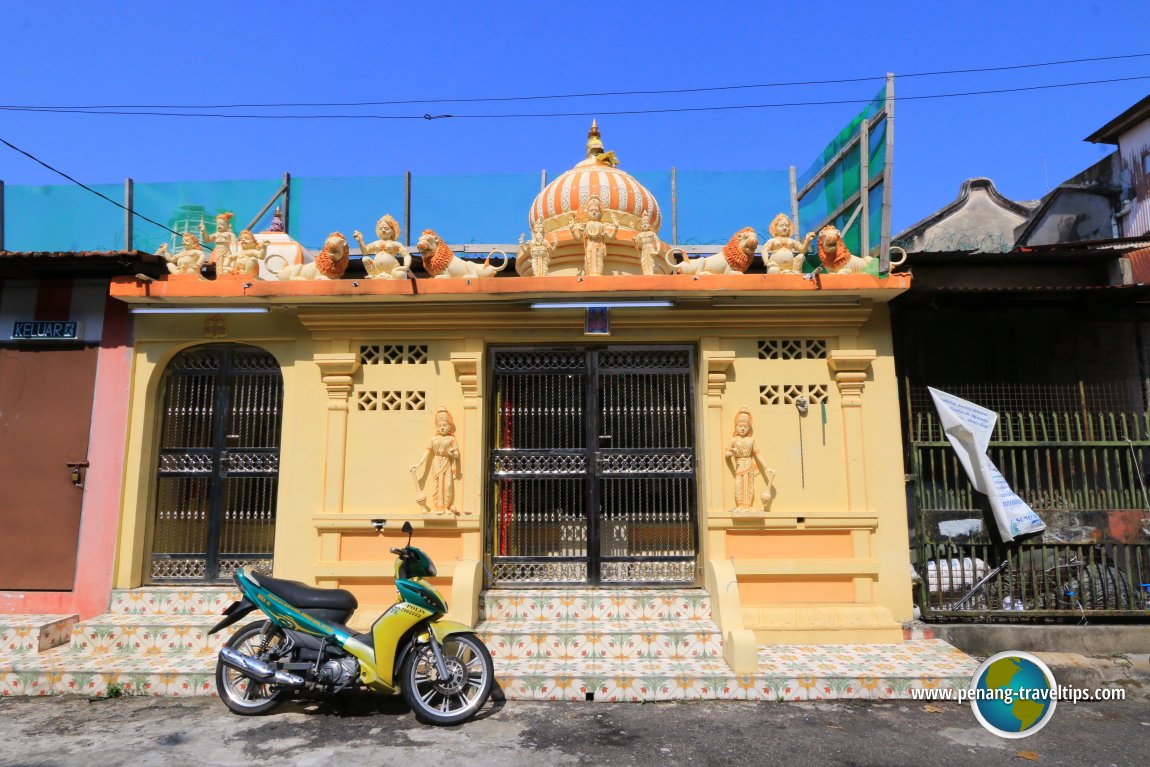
(314, 353, 361, 515)
(827, 350, 876, 407)
(315, 353, 361, 410)
(450, 352, 481, 407)
(706, 352, 736, 399)
(827, 350, 876, 512)
(702, 351, 736, 524)
(450, 351, 483, 516)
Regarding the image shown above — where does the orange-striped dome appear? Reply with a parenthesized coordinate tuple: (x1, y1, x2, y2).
(529, 122, 662, 233)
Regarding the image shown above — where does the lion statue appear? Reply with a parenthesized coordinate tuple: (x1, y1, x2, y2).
(665, 227, 758, 275)
(417, 229, 510, 278)
(817, 225, 872, 274)
(274, 232, 350, 280)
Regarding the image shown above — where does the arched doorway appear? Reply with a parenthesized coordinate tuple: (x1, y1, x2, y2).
(148, 345, 282, 583)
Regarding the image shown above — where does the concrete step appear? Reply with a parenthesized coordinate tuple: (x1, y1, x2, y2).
(70, 613, 232, 656)
(108, 587, 240, 617)
(478, 618, 724, 661)
(480, 588, 711, 622)
(0, 615, 77, 654)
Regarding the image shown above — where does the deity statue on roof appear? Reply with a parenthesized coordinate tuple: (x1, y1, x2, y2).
(567, 195, 620, 277)
(764, 213, 815, 274)
(217, 229, 268, 277)
(632, 210, 661, 276)
(155, 231, 209, 277)
(355, 213, 412, 280)
(199, 212, 239, 266)
(518, 220, 556, 277)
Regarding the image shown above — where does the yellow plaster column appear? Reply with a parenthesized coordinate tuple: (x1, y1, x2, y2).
(827, 350, 876, 513)
(314, 352, 360, 585)
(702, 349, 735, 555)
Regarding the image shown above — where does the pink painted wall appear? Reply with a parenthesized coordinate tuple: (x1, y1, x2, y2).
(0, 293, 131, 619)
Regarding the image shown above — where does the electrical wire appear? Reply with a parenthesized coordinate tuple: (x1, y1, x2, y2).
(0, 74, 1146, 120)
(2, 51, 1147, 110)
(0, 137, 177, 236)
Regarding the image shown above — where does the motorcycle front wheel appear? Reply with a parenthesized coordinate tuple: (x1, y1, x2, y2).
(215, 621, 293, 716)
(401, 632, 494, 725)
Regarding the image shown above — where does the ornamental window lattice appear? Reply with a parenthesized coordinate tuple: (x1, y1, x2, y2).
(355, 390, 427, 411)
(760, 384, 829, 406)
(757, 339, 828, 360)
(359, 344, 429, 365)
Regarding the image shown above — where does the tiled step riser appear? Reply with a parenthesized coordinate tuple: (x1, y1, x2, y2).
(480, 595, 712, 622)
(480, 630, 724, 661)
(109, 588, 241, 617)
(494, 672, 971, 702)
(1, 617, 76, 654)
(70, 623, 228, 656)
(0, 669, 216, 698)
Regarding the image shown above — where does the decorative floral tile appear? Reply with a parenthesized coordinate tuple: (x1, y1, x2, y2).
(0, 615, 76, 654)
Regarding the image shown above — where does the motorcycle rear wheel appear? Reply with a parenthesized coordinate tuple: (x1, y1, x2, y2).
(401, 632, 493, 725)
(215, 621, 293, 716)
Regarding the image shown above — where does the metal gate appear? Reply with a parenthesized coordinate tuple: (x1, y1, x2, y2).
(149, 345, 282, 583)
(488, 346, 697, 585)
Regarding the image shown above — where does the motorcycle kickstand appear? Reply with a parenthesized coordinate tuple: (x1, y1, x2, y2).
(426, 630, 452, 681)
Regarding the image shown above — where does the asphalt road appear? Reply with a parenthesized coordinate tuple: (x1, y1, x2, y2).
(1, 694, 1147, 767)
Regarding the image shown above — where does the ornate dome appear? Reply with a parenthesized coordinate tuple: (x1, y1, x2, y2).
(529, 121, 662, 234)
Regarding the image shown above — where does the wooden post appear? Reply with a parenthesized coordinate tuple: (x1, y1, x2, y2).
(404, 171, 412, 247)
(859, 120, 870, 259)
(880, 74, 895, 272)
(540, 169, 547, 192)
(124, 178, 134, 251)
(281, 172, 292, 235)
(789, 165, 799, 234)
(671, 166, 678, 246)
(0, 179, 5, 251)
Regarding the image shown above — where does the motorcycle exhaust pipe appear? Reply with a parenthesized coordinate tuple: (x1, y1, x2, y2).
(219, 647, 306, 688)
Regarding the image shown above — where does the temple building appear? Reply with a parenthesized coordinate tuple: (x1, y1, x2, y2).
(3, 123, 954, 700)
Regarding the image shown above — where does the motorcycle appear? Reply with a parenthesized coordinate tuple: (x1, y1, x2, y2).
(208, 520, 494, 725)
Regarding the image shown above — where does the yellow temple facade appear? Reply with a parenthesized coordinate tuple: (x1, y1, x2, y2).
(108, 126, 914, 671)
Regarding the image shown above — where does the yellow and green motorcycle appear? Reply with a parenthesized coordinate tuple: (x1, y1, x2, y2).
(209, 520, 494, 725)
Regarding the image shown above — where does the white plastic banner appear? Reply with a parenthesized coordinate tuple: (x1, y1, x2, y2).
(927, 388, 1045, 542)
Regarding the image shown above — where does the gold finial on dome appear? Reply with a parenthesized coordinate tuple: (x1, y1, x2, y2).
(585, 119, 618, 167)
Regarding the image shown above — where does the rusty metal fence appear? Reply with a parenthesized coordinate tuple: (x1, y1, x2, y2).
(906, 382, 1150, 620)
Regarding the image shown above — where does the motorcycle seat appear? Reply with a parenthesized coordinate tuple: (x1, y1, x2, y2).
(254, 573, 359, 611)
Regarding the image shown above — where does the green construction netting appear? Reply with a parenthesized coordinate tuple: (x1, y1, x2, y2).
(796, 86, 888, 266)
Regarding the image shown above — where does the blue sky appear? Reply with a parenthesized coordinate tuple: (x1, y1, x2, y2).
(1, 0, 1147, 235)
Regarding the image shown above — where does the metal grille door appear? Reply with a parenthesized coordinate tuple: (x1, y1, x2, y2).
(149, 346, 282, 582)
(489, 347, 697, 585)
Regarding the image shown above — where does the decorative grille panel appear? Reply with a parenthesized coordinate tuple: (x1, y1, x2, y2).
(360, 344, 428, 365)
(491, 561, 588, 583)
(759, 384, 829, 405)
(493, 350, 583, 371)
(601, 561, 697, 583)
(758, 339, 828, 360)
(356, 390, 427, 411)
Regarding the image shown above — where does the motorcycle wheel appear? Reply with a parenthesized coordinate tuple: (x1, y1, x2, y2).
(401, 632, 494, 725)
(215, 620, 293, 716)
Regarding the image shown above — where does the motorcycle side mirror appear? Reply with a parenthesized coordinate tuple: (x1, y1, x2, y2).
(402, 520, 414, 547)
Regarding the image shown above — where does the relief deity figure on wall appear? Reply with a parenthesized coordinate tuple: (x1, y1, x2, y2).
(764, 213, 815, 274)
(411, 406, 462, 514)
(725, 408, 775, 512)
(518, 220, 556, 277)
(155, 231, 209, 276)
(199, 212, 239, 266)
(355, 213, 412, 280)
(568, 195, 620, 276)
(632, 209, 661, 276)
